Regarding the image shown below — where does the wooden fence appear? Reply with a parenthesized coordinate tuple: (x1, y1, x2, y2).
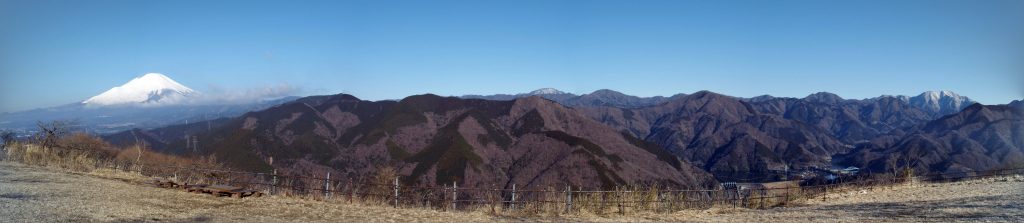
(4, 144, 1023, 215)
(82, 157, 1024, 215)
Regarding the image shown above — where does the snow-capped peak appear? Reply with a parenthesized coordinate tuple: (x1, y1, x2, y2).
(917, 90, 965, 102)
(528, 88, 566, 95)
(909, 90, 974, 116)
(83, 73, 198, 106)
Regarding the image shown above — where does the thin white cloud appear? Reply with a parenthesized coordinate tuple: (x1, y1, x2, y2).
(193, 84, 301, 105)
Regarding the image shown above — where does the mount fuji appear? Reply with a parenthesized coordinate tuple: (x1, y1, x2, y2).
(83, 73, 198, 106)
(0, 73, 296, 135)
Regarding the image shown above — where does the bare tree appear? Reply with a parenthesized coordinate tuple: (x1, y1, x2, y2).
(1, 130, 13, 146)
(898, 154, 920, 181)
(1, 130, 13, 159)
(59, 132, 113, 152)
(34, 120, 76, 148)
(888, 155, 900, 179)
(130, 130, 145, 163)
(888, 153, 921, 182)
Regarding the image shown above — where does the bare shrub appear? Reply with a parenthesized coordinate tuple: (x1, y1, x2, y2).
(362, 166, 398, 204)
(33, 120, 76, 148)
(109, 144, 225, 183)
(0, 130, 13, 160)
(60, 132, 117, 156)
(1, 130, 13, 146)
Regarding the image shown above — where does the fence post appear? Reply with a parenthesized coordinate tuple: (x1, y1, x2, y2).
(659, 190, 667, 212)
(565, 185, 572, 213)
(271, 169, 278, 195)
(490, 185, 497, 213)
(666, 190, 674, 212)
(452, 181, 458, 210)
(325, 172, 331, 199)
(393, 177, 399, 208)
(784, 185, 789, 206)
(733, 186, 739, 209)
(822, 185, 827, 202)
(510, 184, 517, 211)
(617, 186, 624, 215)
(759, 188, 765, 209)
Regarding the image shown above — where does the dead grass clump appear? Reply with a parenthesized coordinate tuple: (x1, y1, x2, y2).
(4, 142, 107, 172)
(5, 129, 119, 172)
(2, 129, 227, 188)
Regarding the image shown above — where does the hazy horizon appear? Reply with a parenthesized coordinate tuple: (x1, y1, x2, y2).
(2, 0, 1022, 112)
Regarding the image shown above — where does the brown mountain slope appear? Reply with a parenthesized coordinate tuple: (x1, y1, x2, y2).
(115, 94, 716, 189)
(576, 91, 986, 181)
(845, 104, 1024, 174)
(746, 93, 935, 144)
(577, 91, 849, 181)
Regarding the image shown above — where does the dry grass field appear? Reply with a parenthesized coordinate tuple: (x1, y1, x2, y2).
(2, 161, 1022, 222)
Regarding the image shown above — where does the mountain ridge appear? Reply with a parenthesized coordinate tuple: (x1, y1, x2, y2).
(463, 88, 975, 114)
(108, 93, 718, 189)
(101, 90, 1019, 185)
(844, 103, 1024, 174)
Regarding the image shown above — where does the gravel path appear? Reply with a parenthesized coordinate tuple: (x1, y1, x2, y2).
(2, 161, 1022, 222)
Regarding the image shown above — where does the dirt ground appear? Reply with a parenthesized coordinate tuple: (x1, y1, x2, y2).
(2, 162, 1022, 222)
(652, 177, 1024, 222)
(0, 162, 502, 223)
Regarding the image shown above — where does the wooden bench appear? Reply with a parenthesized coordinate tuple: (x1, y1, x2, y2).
(185, 184, 263, 198)
(206, 185, 244, 198)
(151, 177, 181, 189)
(152, 178, 263, 198)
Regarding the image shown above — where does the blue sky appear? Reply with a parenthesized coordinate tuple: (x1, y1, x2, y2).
(1, 0, 1022, 112)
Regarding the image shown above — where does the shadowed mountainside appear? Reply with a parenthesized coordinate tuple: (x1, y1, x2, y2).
(111, 94, 717, 189)
(844, 103, 1024, 174)
(576, 90, 993, 180)
(106, 90, 1012, 185)
(577, 91, 850, 180)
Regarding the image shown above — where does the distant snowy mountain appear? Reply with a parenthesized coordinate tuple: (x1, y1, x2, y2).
(0, 73, 296, 135)
(461, 88, 577, 101)
(905, 91, 975, 116)
(83, 73, 197, 106)
(740, 90, 976, 118)
(527, 88, 566, 95)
